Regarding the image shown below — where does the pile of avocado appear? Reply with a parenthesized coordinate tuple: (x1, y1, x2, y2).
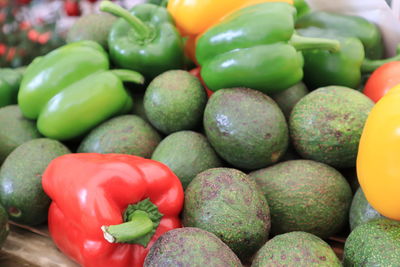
(0, 17, 397, 265)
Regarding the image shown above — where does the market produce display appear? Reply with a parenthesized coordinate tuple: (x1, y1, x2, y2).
(1, 0, 400, 266)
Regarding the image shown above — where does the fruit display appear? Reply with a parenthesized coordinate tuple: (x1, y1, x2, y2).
(1, 0, 400, 266)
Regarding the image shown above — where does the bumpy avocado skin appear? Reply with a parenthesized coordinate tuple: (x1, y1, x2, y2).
(144, 70, 207, 135)
(203, 88, 288, 171)
(270, 82, 309, 119)
(251, 231, 341, 267)
(151, 130, 222, 189)
(144, 227, 242, 267)
(289, 86, 374, 168)
(249, 159, 352, 238)
(0, 204, 9, 248)
(183, 168, 271, 261)
(78, 115, 161, 158)
(0, 105, 41, 163)
(66, 13, 117, 49)
(344, 218, 400, 266)
(349, 187, 384, 231)
(0, 138, 70, 225)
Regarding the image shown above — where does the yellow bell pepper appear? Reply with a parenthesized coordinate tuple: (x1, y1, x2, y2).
(357, 84, 400, 221)
(167, 0, 293, 61)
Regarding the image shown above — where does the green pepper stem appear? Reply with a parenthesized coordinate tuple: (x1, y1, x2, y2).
(289, 34, 340, 53)
(100, 1, 152, 40)
(101, 210, 154, 243)
(111, 69, 145, 84)
(361, 55, 400, 73)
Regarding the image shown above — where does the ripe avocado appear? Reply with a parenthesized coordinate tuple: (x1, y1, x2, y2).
(131, 93, 149, 123)
(343, 218, 400, 266)
(249, 159, 352, 238)
(270, 82, 309, 119)
(203, 88, 288, 170)
(349, 187, 384, 231)
(0, 204, 9, 248)
(183, 168, 271, 261)
(66, 13, 117, 50)
(251, 231, 341, 267)
(78, 115, 161, 158)
(0, 138, 70, 225)
(144, 227, 242, 267)
(289, 86, 374, 168)
(144, 70, 207, 134)
(0, 105, 42, 163)
(151, 130, 222, 189)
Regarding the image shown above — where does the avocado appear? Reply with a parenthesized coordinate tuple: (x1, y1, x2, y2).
(203, 88, 288, 171)
(131, 93, 149, 123)
(340, 167, 360, 194)
(183, 168, 270, 261)
(78, 115, 161, 158)
(349, 187, 384, 231)
(289, 86, 374, 168)
(0, 105, 42, 163)
(343, 218, 400, 266)
(66, 13, 117, 49)
(151, 130, 222, 189)
(0, 68, 23, 108)
(0, 204, 9, 248)
(270, 82, 309, 119)
(0, 138, 70, 225)
(144, 227, 242, 267)
(249, 159, 352, 238)
(251, 231, 341, 267)
(144, 70, 207, 134)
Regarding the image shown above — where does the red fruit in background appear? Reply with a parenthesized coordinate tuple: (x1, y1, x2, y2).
(64, 0, 81, 16)
(17, 0, 32, 5)
(87, 0, 97, 2)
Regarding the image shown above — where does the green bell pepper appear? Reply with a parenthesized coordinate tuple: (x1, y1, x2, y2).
(100, 1, 184, 79)
(196, 2, 340, 95)
(0, 68, 24, 108)
(18, 41, 144, 141)
(297, 27, 400, 90)
(296, 11, 384, 60)
(294, 0, 311, 19)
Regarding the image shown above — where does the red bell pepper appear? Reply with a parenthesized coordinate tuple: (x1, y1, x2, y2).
(363, 61, 400, 102)
(42, 153, 184, 267)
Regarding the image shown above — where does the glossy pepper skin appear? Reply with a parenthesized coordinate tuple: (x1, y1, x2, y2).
(196, 2, 340, 94)
(296, 28, 400, 90)
(100, 1, 184, 79)
(167, 0, 293, 62)
(42, 153, 184, 267)
(357, 84, 400, 221)
(0, 68, 24, 108)
(18, 41, 144, 141)
(296, 11, 384, 60)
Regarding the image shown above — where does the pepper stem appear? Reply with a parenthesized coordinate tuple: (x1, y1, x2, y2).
(101, 210, 153, 243)
(289, 34, 341, 53)
(100, 1, 152, 40)
(111, 69, 145, 84)
(361, 55, 400, 73)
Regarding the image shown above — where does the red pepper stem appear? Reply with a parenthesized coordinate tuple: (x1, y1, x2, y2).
(100, 0, 151, 40)
(361, 54, 400, 73)
(101, 210, 153, 243)
(289, 34, 341, 53)
(111, 69, 145, 84)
